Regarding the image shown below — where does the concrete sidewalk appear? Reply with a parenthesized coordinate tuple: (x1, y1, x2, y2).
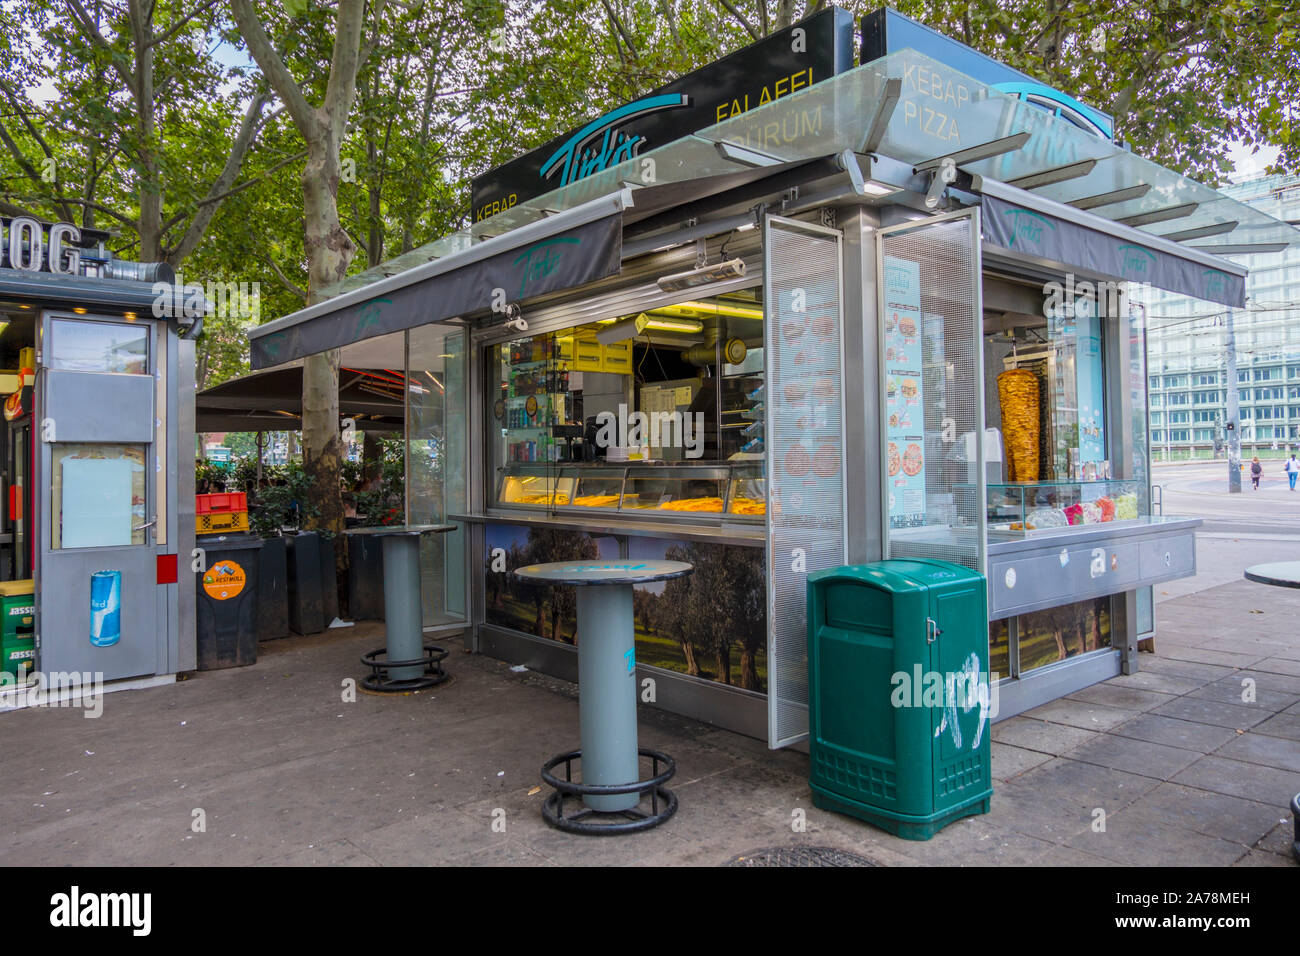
(1, 577, 1298, 866)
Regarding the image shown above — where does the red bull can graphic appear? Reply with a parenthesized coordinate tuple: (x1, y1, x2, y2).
(89, 570, 121, 647)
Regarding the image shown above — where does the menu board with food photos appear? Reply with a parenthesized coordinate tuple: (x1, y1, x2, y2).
(883, 255, 926, 527)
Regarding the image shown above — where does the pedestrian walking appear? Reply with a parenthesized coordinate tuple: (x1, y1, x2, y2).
(1251, 456, 1262, 490)
(1285, 454, 1300, 491)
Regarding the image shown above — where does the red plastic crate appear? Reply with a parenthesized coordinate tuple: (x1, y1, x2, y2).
(196, 492, 247, 515)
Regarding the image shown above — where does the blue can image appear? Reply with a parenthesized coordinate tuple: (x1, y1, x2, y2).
(89, 570, 121, 647)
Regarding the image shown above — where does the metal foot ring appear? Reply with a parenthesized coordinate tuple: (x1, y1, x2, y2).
(1291, 791, 1299, 864)
(540, 748, 677, 835)
(360, 644, 449, 693)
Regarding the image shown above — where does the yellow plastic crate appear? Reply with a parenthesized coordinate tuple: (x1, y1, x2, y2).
(601, 341, 634, 373)
(196, 511, 249, 533)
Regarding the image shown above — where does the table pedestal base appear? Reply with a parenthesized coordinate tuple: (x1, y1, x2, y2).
(359, 644, 449, 693)
(1292, 792, 1299, 863)
(540, 748, 677, 835)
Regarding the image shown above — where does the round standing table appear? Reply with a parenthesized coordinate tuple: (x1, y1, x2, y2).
(1244, 562, 1300, 589)
(1242, 561, 1300, 861)
(346, 524, 457, 692)
(514, 559, 693, 835)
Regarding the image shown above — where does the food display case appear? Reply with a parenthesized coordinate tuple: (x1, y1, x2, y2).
(620, 464, 729, 515)
(562, 465, 626, 511)
(980, 479, 1143, 536)
(491, 462, 765, 522)
(494, 464, 575, 509)
(727, 461, 766, 517)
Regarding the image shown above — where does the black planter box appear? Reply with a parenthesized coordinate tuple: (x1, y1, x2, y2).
(347, 533, 386, 621)
(257, 535, 290, 641)
(285, 532, 326, 635)
(319, 533, 340, 624)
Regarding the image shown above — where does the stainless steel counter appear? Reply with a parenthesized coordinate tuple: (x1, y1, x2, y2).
(450, 511, 766, 547)
(986, 516, 1201, 619)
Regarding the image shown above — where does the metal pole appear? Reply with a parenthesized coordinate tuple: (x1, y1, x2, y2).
(1226, 308, 1241, 492)
(256, 431, 263, 484)
(575, 583, 640, 812)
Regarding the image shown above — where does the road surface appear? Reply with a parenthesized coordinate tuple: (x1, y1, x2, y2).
(1152, 460, 1300, 602)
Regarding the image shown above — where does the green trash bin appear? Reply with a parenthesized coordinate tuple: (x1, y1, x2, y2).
(807, 559, 992, 840)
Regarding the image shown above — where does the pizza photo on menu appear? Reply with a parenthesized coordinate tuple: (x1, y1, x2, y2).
(902, 443, 924, 476)
(812, 443, 839, 478)
(888, 441, 901, 476)
(785, 442, 812, 477)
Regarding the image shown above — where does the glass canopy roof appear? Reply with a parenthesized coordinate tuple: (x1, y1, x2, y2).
(320, 47, 1299, 300)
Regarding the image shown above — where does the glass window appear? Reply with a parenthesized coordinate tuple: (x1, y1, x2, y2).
(1014, 597, 1112, 672)
(488, 289, 764, 508)
(48, 319, 148, 374)
(51, 443, 147, 548)
(408, 325, 467, 626)
(987, 295, 1105, 481)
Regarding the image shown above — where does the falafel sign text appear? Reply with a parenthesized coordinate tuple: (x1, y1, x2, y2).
(469, 7, 853, 222)
(883, 255, 926, 527)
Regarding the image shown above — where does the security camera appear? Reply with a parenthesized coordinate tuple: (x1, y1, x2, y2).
(504, 303, 527, 332)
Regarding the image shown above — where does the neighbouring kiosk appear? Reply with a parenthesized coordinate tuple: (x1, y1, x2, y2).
(248, 7, 1300, 758)
(0, 215, 197, 698)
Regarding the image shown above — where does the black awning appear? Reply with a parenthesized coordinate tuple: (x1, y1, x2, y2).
(982, 194, 1247, 307)
(196, 363, 406, 432)
(250, 196, 626, 370)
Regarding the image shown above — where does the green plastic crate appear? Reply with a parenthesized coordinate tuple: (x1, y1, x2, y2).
(1, 592, 34, 643)
(2, 636, 34, 680)
(807, 559, 992, 840)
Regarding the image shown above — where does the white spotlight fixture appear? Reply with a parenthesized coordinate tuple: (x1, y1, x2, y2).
(655, 258, 746, 293)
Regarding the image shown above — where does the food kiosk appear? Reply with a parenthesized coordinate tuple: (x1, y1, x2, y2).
(0, 215, 197, 700)
(248, 7, 1300, 747)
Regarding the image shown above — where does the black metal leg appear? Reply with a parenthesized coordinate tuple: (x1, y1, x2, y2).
(359, 643, 450, 692)
(1291, 791, 1299, 863)
(539, 748, 678, 835)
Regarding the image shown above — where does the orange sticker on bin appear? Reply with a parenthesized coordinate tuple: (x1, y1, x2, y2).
(202, 560, 246, 601)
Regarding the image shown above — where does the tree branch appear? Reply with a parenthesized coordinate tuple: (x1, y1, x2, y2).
(262, 250, 307, 301)
(166, 89, 277, 263)
(324, 0, 373, 145)
(715, 0, 760, 41)
(9, 195, 137, 228)
(600, 0, 639, 63)
(63, 0, 136, 92)
(228, 0, 315, 132)
(144, 0, 219, 49)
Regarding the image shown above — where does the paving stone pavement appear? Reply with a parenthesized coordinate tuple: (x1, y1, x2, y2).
(1, 575, 1298, 866)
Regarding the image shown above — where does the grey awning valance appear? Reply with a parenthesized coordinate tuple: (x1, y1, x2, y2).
(979, 189, 1247, 308)
(249, 191, 628, 369)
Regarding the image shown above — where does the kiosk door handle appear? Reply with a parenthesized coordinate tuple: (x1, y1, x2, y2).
(926, 618, 942, 644)
(133, 518, 157, 533)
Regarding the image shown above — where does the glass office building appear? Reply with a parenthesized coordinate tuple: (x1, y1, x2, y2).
(1144, 174, 1300, 460)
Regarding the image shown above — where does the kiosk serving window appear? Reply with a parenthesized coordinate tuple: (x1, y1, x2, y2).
(986, 293, 1107, 487)
(487, 290, 767, 520)
(47, 318, 148, 374)
(50, 443, 148, 548)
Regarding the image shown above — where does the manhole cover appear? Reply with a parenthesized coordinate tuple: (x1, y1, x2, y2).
(723, 846, 875, 867)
